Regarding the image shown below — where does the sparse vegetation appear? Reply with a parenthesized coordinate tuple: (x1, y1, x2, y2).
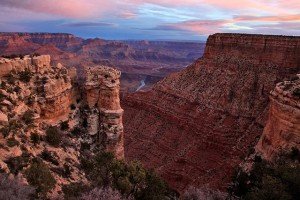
(293, 88, 300, 97)
(6, 137, 20, 147)
(6, 73, 16, 85)
(25, 159, 56, 198)
(18, 69, 33, 83)
(182, 186, 226, 200)
(7, 119, 23, 135)
(22, 110, 35, 125)
(60, 120, 69, 131)
(5, 153, 30, 175)
(71, 126, 82, 136)
(70, 103, 76, 110)
(1, 54, 25, 59)
(81, 187, 126, 200)
(81, 152, 176, 200)
(0, 173, 35, 200)
(62, 182, 90, 200)
(30, 132, 40, 146)
(40, 149, 59, 166)
(229, 151, 300, 200)
(45, 126, 62, 147)
(0, 126, 10, 138)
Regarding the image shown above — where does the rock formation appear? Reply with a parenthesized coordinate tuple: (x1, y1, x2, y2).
(85, 66, 124, 159)
(256, 75, 300, 159)
(0, 55, 73, 122)
(0, 55, 125, 196)
(123, 33, 300, 192)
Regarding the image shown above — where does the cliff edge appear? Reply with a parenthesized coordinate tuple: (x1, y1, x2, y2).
(123, 33, 300, 192)
(256, 75, 300, 159)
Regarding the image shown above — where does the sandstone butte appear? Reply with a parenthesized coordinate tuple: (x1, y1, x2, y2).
(123, 33, 300, 193)
(0, 55, 124, 194)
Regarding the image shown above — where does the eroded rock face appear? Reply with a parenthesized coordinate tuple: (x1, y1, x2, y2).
(0, 55, 74, 122)
(85, 66, 124, 159)
(256, 75, 300, 159)
(0, 55, 125, 197)
(123, 33, 300, 192)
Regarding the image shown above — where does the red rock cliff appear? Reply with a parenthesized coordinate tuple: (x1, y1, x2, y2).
(256, 75, 300, 159)
(123, 33, 300, 192)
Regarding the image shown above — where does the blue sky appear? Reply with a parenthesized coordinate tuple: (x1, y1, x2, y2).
(0, 0, 299, 41)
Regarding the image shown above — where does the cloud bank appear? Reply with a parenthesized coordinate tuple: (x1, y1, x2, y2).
(0, 0, 299, 39)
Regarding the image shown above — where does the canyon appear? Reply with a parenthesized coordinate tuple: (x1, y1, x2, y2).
(123, 33, 300, 192)
(0, 32, 299, 198)
(0, 33, 205, 93)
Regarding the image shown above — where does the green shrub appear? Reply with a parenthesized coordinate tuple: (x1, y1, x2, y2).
(71, 126, 81, 136)
(40, 150, 59, 166)
(6, 137, 19, 147)
(6, 73, 16, 85)
(229, 155, 300, 200)
(0, 126, 10, 138)
(62, 182, 90, 200)
(8, 119, 23, 134)
(70, 104, 76, 110)
(293, 88, 300, 97)
(22, 110, 35, 125)
(82, 152, 176, 199)
(82, 118, 88, 128)
(19, 69, 32, 83)
(45, 126, 62, 147)
(13, 85, 21, 93)
(5, 153, 30, 175)
(25, 159, 56, 197)
(60, 121, 69, 131)
(30, 132, 40, 146)
(0, 173, 34, 199)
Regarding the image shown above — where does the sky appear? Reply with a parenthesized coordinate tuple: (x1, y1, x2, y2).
(0, 0, 299, 41)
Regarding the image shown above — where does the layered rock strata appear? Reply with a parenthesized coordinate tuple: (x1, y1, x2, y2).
(0, 55, 73, 122)
(256, 75, 300, 159)
(85, 66, 124, 159)
(123, 33, 300, 192)
(0, 55, 125, 196)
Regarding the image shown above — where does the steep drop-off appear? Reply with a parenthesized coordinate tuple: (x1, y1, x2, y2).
(256, 75, 300, 160)
(123, 33, 300, 192)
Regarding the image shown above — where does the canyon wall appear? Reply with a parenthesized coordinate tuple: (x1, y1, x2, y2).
(256, 75, 300, 159)
(123, 33, 300, 192)
(85, 66, 124, 159)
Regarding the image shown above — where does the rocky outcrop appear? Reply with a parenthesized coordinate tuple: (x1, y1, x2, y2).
(256, 75, 300, 159)
(85, 66, 124, 159)
(123, 33, 300, 192)
(0, 55, 125, 197)
(0, 55, 74, 122)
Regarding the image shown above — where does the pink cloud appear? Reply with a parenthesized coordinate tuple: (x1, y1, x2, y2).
(233, 14, 300, 22)
(152, 13, 300, 35)
(119, 11, 138, 19)
(0, 0, 114, 18)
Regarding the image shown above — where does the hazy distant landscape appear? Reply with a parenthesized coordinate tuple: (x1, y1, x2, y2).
(0, 32, 205, 93)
